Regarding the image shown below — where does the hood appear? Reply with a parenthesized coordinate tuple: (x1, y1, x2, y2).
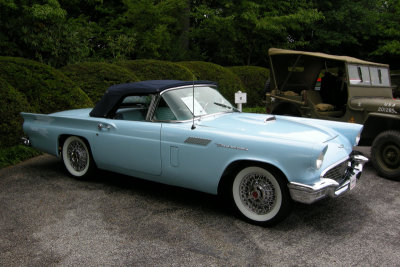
(197, 113, 338, 144)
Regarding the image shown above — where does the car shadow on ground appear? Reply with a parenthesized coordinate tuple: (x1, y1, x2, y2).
(28, 154, 373, 232)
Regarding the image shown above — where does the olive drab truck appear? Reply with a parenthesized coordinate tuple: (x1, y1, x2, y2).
(266, 48, 400, 180)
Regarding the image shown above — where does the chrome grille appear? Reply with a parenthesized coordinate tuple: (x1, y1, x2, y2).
(322, 159, 350, 182)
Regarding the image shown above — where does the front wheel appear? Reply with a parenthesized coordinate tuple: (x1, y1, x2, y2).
(230, 166, 292, 226)
(371, 131, 400, 181)
(62, 136, 95, 179)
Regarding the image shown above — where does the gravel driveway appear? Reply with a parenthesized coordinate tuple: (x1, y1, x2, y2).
(1, 148, 399, 266)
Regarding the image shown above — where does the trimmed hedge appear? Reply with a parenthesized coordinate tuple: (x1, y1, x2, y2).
(60, 62, 139, 103)
(116, 59, 194, 81)
(229, 66, 269, 107)
(0, 78, 33, 148)
(0, 57, 92, 114)
(0, 56, 271, 169)
(0, 145, 42, 169)
(177, 61, 244, 104)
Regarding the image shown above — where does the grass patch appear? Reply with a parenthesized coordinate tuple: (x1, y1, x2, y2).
(0, 145, 42, 169)
(242, 106, 266, 113)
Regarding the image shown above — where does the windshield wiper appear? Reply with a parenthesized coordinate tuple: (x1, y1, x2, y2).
(214, 102, 239, 112)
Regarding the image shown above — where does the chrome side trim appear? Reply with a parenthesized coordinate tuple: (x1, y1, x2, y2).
(216, 143, 248, 151)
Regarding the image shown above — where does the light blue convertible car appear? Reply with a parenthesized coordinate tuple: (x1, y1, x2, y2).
(21, 80, 368, 225)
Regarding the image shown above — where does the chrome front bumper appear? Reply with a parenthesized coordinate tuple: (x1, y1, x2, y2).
(288, 154, 369, 204)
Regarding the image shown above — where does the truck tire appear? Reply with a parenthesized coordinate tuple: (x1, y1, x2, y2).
(371, 130, 400, 181)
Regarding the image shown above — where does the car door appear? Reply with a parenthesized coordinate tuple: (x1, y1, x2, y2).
(91, 119, 162, 176)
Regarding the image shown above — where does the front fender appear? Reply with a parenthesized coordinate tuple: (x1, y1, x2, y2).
(217, 138, 327, 186)
(361, 113, 400, 145)
(283, 116, 363, 147)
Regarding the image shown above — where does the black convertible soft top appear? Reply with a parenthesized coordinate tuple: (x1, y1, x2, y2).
(90, 80, 217, 118)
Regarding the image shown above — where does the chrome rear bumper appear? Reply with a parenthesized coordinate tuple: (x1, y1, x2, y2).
(288, 154, 368, 204)
(21, 137, 31, 146)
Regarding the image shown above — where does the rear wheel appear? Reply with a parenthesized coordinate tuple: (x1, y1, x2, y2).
(371, 131, 400, 181)
(62, 136, 95, 179)
(230, 166, 292, 226)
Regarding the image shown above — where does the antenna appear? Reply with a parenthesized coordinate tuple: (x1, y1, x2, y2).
(191, 79, 196, 130)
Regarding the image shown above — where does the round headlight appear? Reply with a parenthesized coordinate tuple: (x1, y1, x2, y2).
(315, 146, 328, 170)
(316, 153, 324, 170)
(355, 131, 361, 146)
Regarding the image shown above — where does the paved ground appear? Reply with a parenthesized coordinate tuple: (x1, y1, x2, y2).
(0, 147, 399, 266)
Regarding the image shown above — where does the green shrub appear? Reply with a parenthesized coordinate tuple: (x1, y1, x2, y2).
(0, 57, 92, 114)
(229, 66, 269, 107)
(0, 145, 42, 169)
(60, 62, 139, 103)
(0, 78, 34, 148)
(116, 59, 194, 81)
(178, 61, 244, 104)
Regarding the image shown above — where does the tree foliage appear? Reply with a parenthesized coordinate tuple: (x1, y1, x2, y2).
(0, 0, 399, 67)
(190, 0, 323, 65)
(0, 0, 93, 67)
(310, 0, 400, 66)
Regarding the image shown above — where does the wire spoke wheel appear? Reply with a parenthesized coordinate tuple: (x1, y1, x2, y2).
(62, 136, 94, 178)
(231, 166, 292, 226)
(67, 140, 88, 172)
(239, 172, 277, 215)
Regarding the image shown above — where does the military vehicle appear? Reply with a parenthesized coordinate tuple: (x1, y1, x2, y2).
(391, 73, 400, 98)
(266, 48, 400, 180)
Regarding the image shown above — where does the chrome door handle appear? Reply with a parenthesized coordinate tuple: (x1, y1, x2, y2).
(98, 123, 111, 130)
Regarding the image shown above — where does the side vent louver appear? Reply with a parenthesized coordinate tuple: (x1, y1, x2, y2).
(184, 137, 211, 146)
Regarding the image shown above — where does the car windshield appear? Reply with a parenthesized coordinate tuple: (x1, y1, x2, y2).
(159, 86, 236, 121)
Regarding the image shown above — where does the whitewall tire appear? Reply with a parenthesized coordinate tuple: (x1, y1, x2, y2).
(231, 166, 292, 226)
(62, 136, 95, 178)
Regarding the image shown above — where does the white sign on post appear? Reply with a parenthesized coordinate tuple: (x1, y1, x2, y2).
(235, 91, 247, 103)
(235, 91, 247, 111)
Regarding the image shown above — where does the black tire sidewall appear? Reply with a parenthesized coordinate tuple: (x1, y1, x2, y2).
(371, 130, 400, 181)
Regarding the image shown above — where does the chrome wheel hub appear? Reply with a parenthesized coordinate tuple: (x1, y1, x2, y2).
(382, 144, 400, 168)
(239, 172, 276, 215)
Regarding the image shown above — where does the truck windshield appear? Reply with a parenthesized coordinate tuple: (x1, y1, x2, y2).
(348, 64, 390, 87)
